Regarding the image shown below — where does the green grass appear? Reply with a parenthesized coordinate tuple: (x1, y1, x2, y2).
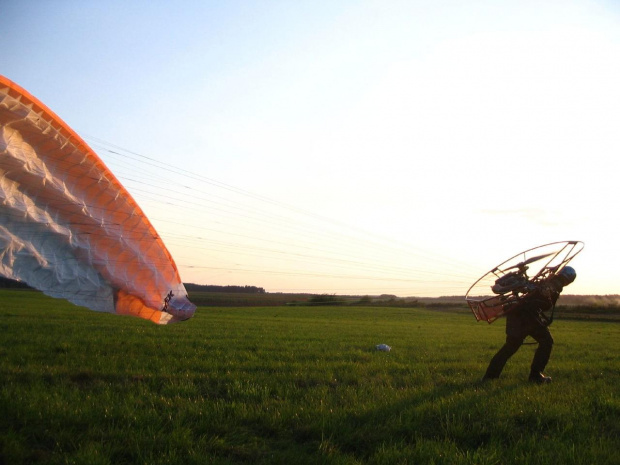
(1, 290, 619, 464)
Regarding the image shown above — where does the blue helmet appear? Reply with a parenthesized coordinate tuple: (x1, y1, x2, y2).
(558, 266, 576, 286)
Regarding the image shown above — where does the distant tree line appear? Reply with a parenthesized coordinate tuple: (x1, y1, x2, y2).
(0, 277, 266, 294)
(184, 283, 266, 294)
(0, 277, 31, 289)
(307, 294, 346, 305)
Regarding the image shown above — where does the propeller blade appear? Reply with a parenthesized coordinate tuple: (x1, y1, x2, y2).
(503, 252, 555, 271)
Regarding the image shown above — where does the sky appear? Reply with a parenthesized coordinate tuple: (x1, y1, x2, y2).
(2, 0, 620, 297)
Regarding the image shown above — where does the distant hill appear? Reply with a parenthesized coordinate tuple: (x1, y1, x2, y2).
(557, 294, 620, 306)
(1, 276, 617, 308)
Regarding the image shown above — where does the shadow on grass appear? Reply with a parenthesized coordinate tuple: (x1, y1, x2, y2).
(284, 377, 528, 463)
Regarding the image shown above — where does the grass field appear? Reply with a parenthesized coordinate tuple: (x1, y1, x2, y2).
(1, 290, 619, 464)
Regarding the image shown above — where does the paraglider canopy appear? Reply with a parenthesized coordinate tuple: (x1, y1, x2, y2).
(0, 75, 195, 324)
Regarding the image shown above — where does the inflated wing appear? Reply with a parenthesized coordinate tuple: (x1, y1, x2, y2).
(0, 75, 195, 324)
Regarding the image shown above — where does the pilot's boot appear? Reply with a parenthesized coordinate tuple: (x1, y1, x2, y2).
(528, 371, 552, 384)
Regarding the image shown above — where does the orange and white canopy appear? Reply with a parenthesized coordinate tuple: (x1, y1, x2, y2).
(0, 75, 195, 324)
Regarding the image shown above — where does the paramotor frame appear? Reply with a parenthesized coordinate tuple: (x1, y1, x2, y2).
(465, 241, 584, 323)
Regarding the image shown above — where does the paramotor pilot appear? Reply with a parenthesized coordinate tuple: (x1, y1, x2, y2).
(482, 266, 576, 383)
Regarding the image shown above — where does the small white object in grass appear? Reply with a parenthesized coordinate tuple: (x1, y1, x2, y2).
(376, 344, 391, 352)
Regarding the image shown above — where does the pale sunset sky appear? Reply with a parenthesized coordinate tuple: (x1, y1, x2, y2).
(3, 0, 619, 296)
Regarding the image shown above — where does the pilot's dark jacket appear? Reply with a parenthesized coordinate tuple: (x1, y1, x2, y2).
(484, 280, 562, 379)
